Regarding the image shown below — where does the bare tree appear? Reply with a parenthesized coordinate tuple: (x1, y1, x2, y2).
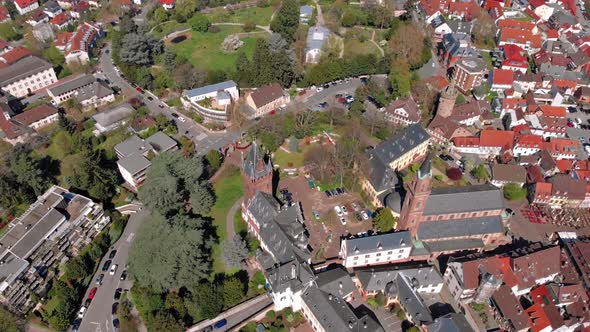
(221, 235, 249, 269)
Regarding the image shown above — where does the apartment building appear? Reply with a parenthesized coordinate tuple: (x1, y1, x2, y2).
(0, 56, 57, 98)
(0, 186, 110, 312)
(11, 104, 59, 130)
(115, 132, 178, 189)
(64, 22, 101, 65)
(182, 81, 239, 122)
(14, 0, 39, 15)
(453, 57, 487, 93)
(47, 74, 96, 105)
(339, 232, 413, 268)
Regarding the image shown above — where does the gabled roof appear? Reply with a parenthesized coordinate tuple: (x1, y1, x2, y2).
(248, 84, 284, 109)
(492, 164, 527, 183)
(499, 28, 542, 49)
(480, 129, 515, 149)
(417, 215, 504, 240)
(428, 313, 472, 332)
(0, 46, 32, 65)
(492, 284, 529, 331)
(15, 0, 38, 8)
(424, 184, 505, 215)
(344, 232, 412, 256)
(12, 104, 57, 125)
(0, 56, 52, 87)
(492, 68, 514, 86)
(372, 124, 430, 166)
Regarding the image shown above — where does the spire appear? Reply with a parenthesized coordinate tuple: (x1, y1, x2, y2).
(418, 153, 432, 179)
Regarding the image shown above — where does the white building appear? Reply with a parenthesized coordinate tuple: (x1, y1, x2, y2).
(64, 22, 101, 65)
(74, 81, 115, 109)
(14, 0, 39, 15)
(0, 56, 57, 98)
(305, 26, 330, 64)
(339, 232, 413, 268)
(181, 80, 239, 122)
(47, 74, 96, 105)
(92, 103, 134, 135)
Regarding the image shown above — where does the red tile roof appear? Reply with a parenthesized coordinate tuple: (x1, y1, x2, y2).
(516, 134, 544, 148)
(503, 98, 527, 110)
(526, 302, 564, 332)
(546, 29, 559, 39)
(55, 32, 72, 47)
(545, 138, 579, 156)
(160, 0, 174, 4)
(0, 6, 10, 21)
(12, 104, 58, 126)
(492, 68, 514, 86)
(452, 136, 480, 147)
(15, 0, 37, 9)
(498, 18, 537, 31)
(447, 1, 480, 20)
(528, 0, 546, 8)
(557, 159, 574, 173)
(480, 129, 514, 149)
(536, 105, 567, 117)
(534, 182, 553, 200)
(67, 22, 98, 55)
(73, 1, 90, 11)
(0, 46, 32, 65)
(50, 11, 70, 25)
(552, 79, 577, 90)
(500, 28, 543, 49)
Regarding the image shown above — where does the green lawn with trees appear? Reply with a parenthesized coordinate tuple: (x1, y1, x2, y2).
(205, 6, 275, 25)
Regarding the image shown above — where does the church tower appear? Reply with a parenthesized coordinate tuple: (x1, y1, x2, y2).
(397, 153, 432, 237)
(436, 83, 458, 118)
(241, 141, 273, 203)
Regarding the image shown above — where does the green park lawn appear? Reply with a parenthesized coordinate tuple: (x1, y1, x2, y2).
(206, 6, 275, 26)
(151, 20, 191, 39)
(169, 26, 265, 72)
(209, 165, 244, 274)
(343, 38, 382, 59)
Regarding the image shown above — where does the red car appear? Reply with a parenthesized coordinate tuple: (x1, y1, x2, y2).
(88, 287, 97, 299)
(135, 86, 144, 93)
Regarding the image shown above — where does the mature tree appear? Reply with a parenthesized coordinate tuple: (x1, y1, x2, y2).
(390, 60, 411, 98)
(0, 176, 26, 210)
(446, 167, 463, 181)
(43, 44, 65, 67)
(138, 166, 184, 216)
(153, 6, 169, 24)
(187, 181, 215, 215)
(205, 150, 223, 173)
(4, 0, 16, 19)
(372, 208, 397, 232)
(389, 23, 427, 69)
(471, 164, 489, 182)
(128, 213, 213, 291)
(189, 13, 210, 32)
(173, 0, 198, 22)
(270, 0, 299, 42)
(146, 312, 184, 332)
(503, 183, 527, 201)
(119, 33, 163, 66)
(174, 62, 206, 90)
(473, 11, 497, 48)
(67, 147, 118, 202)
(0, 22, 21, 41)
(186, 282, 223, 319)
(0, 307, 22, 332)
(234, 50, 253, 86)
(341, 10, 358, 27)
(223, 277, 246, 308)
(10, 152, 49, 196)
(65, 255, 91, 281)
(222, 235, 249, 268)
(251, 39, 274, 86)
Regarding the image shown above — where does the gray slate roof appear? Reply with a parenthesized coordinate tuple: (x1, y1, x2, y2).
(117, 153, 152, 176)
(10, 209, 65, 258)
(0, 56, 53, 87)
(300, 5, 313, 16)
(145, 131, 177, 152)
(75, 81, 113, 102)
(315, 267, 356, 298)
(373, 124, 429, 166)
(115, 135, 149, 157)
(92, 103, 134, 127)
(356, 265, 442, 293)
(417, 215, 504, 240)
(266, 258, 315, 294)
(243, 142, 273, 180)
(366, 151, 399, 192)
(115, 132, 177, 175)
(0, 251, 28, 288)
(397, 274, 433, 325)
(48, 74, 95, 96)
(344, 231, 412, 256)
(300, 285, 384, 332)
(423, 238, 485, 253)
(424, 184, 505, 215)
(428, 313, 473, 332)
(184, 80, 236, 99)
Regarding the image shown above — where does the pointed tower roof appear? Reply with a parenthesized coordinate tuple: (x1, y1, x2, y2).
(418, 153, 432, 179)
(243, 141, 273, 180)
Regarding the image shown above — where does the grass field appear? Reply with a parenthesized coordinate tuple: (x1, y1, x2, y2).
(168, 26, 266, 72)
(209, 165, 244, 275)
(152, 20, 191, 39)
(206, 6, 275, 26)
(343, 38, 381, 59)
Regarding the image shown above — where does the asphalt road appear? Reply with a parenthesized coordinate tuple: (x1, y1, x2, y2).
(187, 295, 273, 332)
(98, 43, 240, 155)
(76, 210, 147, 332)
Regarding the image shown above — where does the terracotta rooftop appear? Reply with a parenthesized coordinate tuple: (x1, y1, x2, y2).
(0, 46, 32, 65)
(12, 104, 58, 126)
(492, 68, 514, 86)
(480, 129, 514, 149)
(500, 28, 542, 49)
(15, 0, 38, 8)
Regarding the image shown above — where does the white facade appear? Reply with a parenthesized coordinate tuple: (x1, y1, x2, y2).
(28, 113, 59, 129)
(15, 0, 39, 15)
(65, 51, 90, 65)
(339, 237, 412, 269)
(79, 93, 115, 109)
(1, 67, 57, 98)
(117, 163, 148, 189)
(513, 144, 541, 156)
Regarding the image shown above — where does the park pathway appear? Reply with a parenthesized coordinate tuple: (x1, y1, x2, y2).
(226, 197, 243, 240)
(370, 30, 385, 56)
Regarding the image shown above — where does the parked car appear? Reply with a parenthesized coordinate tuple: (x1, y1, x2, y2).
(319, 102, 329, 108)
(72, 319, 82, 332)
(95, 273, 104, 285)
(325, 190, 332, 198)
(341, 205, 348, 215)
(77, 307, 86, 319)
(88, 287, 97, 299)
(171, 113, 179, 118)
(147, 96, 153, 101)
(102, 260, 111, 272)
(112, 302, 119, 315)
(114, 288, 122, 300)
(109, 250, 117, 259)
(135, 86, 144, 93)
(84, 298, 92, 307)
(178, 116, 186, 123)
(340, 217, 347, 225)
(113, 318, 120, 331)
(109, 264, 118, 276)
(120, 270, 128, 281)
(361, 211, 369, 220)
(213, 319, 227, 329)
(334, 206, 343, 217)
(312, 211, 320, 220)
(351, 202, 359, 211)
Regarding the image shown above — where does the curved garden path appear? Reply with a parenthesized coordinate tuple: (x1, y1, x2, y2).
(226, 197, 243, 239)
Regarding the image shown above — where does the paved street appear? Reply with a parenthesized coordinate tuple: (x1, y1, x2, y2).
(98, 43, 240, 155)
(565, 109, 590, 159)
(187, 295, 273, 332)
(76, 210, 147, 332)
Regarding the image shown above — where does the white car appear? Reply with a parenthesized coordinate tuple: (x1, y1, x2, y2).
(341, 205, 348, 215)
(351, 203, 359, 211)
(78, 307, 86, 319)
(361, 211, 369, 220)
(109, 264, 118, 276)
(585, 145, 590, 154)
(178, 116, 186, 123)
(340, 217, 347, 225)
(334, 206, 343, 217)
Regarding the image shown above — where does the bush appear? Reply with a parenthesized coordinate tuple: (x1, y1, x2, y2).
(446, 167, 463, 181)
(256, 0, 269, 7)
(208, 25, 220, 33)
(503, 183, 527, 201)
(243, 21, 256, 32)
(434, 174, 443, 181)
(266, 310, 276, 320)
(189, 14, 210, 32)
(396, 309, 407, 321)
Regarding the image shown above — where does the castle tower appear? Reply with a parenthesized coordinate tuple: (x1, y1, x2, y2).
(397, 153, 432, 237)
(241, 141, 273, 203)
(436, 83, 458, 118)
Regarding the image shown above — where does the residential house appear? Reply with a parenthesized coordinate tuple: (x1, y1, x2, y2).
(0, 6, 11, 23)
(50, 11, 72, 29)
(452, 130, 515, 157)
(491, 68, 514, 92)
(300, 5, 313, 24)
(91, 103, 134, 135)
(160, 0, 174, 10)
(42, 0, 62, 17)
(339, 232, 413, 268)
(498, 28, 542, 53)
(355, 264, 444, 300)
(0, 46, 32, 65)
(0, 186, 110, 312)
(305, 26, 330, 64)
(70, 1, 89, 18)
(0, 56, 57, 98)
(25, 9, 47, 26)
(490, 284, 530, 332)
(74, 81, 115, 109)
(513, 134, 545, 156)
(64, 22, 101, 65)
(491, 164, 527, 187)
(245, 83, 290, 118)
(115, 132, 178, 189)
(382, 97, 421, 126)
(14, 0, 39, 15)
(47, 74, 96, 105)
(181, 80, 239, 122)
(11, 104, 58, 130)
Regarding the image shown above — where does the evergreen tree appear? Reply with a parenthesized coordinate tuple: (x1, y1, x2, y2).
(270, 0, 299, 42)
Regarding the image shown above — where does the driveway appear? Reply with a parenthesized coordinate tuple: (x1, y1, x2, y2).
(76, 210, 148, 332)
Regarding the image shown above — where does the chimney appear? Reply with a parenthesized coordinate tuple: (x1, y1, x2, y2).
(291, 263, 297, 279)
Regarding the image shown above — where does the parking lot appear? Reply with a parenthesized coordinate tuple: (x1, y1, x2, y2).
(279, 176, 374, 261)
(566, 109, 590, 159)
